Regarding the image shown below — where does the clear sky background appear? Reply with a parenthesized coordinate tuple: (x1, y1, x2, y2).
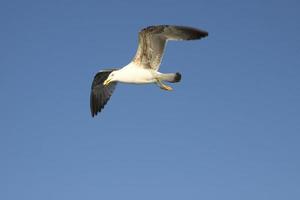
(1, 0, 299, 199)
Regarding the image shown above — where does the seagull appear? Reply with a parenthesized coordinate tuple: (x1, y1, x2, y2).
(90, 25, 208, 117)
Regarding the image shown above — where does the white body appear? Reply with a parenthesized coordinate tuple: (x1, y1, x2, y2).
(115, 62, 159, 84)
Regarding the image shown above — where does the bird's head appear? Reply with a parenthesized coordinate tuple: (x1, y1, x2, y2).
(103, 70, 118, 86)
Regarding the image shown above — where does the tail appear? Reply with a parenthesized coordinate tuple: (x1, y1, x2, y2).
(159, 72, 181, 83)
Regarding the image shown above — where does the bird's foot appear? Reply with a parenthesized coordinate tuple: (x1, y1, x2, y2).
(160, 84, 173, 91)
(156, 79, 173, 91)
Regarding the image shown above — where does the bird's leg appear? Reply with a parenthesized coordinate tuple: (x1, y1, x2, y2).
(156, 79, 173, 91)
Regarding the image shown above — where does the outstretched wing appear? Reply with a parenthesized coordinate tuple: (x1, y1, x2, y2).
(90, 70, 117, 117)
(132, 25, 208, 70)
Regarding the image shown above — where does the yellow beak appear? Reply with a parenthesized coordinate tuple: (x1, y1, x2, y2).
(103, 78, 112, 86)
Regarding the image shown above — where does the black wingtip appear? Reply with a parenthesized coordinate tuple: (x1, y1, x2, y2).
(90, 69, 117, 118)
(90, 91, 97, 117)
(201, 30, 209, 37)
(189, 28, 209, 40)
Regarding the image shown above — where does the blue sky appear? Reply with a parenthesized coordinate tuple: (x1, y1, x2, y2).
(1, 0, 300, 199)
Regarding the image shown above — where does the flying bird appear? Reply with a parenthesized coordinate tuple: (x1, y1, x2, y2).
(90, 25, 208, 117)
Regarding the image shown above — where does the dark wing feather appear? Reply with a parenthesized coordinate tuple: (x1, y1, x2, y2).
(90, 70, 117, 117)
(132, 25, 208, 70)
